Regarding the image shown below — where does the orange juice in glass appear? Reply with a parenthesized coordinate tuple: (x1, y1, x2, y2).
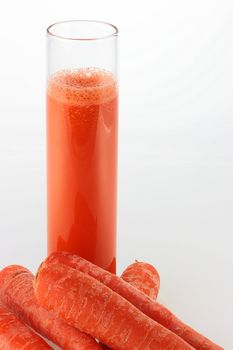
(47, 21, 118, 273)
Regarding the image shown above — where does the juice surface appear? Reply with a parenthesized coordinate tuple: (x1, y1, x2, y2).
(47, 67, 118, 273)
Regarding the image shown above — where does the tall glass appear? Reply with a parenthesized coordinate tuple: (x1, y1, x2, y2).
(46, 21, 118, 273)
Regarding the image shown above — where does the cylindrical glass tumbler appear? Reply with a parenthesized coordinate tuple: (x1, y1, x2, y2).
(46, 21, 118, 273)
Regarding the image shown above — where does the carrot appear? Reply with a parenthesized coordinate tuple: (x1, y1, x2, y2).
(35, 262, 194, 350)
(121, 261, 160, 300)
(102, 262, 160, 350)
(0, 265, 102, 350)
(0, 302, 52, 349)
(44, 252, 223, 350)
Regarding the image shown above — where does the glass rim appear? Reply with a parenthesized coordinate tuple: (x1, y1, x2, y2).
(47, 20, 118, 41)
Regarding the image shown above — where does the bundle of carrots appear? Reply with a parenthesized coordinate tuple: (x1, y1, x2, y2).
(0, 252, 223, 349)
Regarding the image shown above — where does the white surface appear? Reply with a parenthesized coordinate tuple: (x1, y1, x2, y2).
(0, 0, 232, 348)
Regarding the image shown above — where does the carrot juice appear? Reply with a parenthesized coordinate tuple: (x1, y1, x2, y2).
(47, 67, 118, 273)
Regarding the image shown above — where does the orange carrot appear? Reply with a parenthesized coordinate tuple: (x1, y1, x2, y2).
(0, 265, 102, 350)
(121, 261, 160, 300)
(35, 262, 194, 350)
(44, 252, 223, 350)
(102, 262, 160, 350)
(0, 302, 52, 349)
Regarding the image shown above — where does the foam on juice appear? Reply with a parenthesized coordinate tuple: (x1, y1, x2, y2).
(47, 67, 118, 107)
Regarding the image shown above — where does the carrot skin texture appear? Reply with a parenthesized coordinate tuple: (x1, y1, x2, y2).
(35, 263, 194, 350)
(121, 261, 160, 300)
(44, 252, 223, 350)
(0, 302, 52, 349)
(103, 261, 161, 350)
(0, 265, 102, 350)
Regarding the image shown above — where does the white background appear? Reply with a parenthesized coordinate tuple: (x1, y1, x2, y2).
(0, 0, 232, 348)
